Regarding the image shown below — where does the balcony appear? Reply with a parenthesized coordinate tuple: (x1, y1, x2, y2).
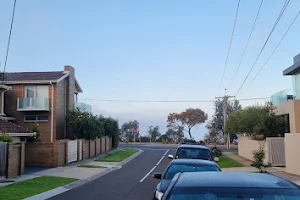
(17, 97, 49, 111)
(75, 102, 92, 113)
(271, 89, 294, 106)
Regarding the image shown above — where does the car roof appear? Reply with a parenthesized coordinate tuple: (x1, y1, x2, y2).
(170, 159, 218, 166)
(178, 144, 209, 150)
(174, 172, 299, 189)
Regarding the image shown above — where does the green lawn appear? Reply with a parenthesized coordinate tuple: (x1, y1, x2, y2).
(95, 148, 138, 162)
(0, 176, 78, 200)
(78, 164, 107, 168)
(218, 155, 243, 168)
(223, 149, 238, 155)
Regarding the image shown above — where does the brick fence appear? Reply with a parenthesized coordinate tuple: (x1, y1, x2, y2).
(4, 142, 25, 178)
(25, 136, 112, 167)
(25, 140, 67, 167)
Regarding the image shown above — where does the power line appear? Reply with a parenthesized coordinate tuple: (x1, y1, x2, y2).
(217, 0, 241, 95)
(227, 0, 264, 93)
(234, 0, 290, 96)
(78, 97, 269, 103)
(237, 10, 300, 96)
(3, 0, 17, 76)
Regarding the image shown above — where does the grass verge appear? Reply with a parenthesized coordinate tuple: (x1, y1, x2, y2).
(0, 176, 78, 200)
(223, 149, 238, 155)
(218, 155, 243, 168)
(78, 164, 107, 168)
(95, 148, 138, 162)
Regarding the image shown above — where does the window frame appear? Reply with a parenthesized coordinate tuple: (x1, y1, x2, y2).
(24, 115, 49, 122)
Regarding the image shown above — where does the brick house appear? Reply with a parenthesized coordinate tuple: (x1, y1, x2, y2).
(3, 65, 84, 142)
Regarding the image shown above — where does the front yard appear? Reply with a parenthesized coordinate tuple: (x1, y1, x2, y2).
(95, 148, 138, 162)
(217, 155, 243, 168)
(0, 176, 78, 200)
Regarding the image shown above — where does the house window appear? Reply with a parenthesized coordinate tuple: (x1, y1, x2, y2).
(25, 85, 49, 98)
(24, 115, 49, 122)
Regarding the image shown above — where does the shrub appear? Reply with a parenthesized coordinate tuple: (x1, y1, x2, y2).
(66, 110, 120, 148)
(27, 124, 41, 142)
(0, 133, 12, 142)
(251, 141, 271, 173)
(211, 146, 222, 158)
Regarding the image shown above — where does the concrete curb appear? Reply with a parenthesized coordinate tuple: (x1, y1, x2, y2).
(117, 149, 144, 166)
(24, 148, 143, 200)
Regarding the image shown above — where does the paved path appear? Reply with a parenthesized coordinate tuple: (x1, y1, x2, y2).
(223, 151, 300, 185)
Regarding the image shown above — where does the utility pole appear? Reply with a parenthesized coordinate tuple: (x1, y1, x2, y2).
(216, 89, 235, 150)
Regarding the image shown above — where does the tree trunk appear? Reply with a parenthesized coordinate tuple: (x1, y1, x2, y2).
(188, 129, 192, 139)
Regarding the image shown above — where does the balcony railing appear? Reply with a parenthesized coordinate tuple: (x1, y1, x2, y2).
(75, 102, 92, 113)
(271, 89, 294, 106)
(17, 97, 49, 111)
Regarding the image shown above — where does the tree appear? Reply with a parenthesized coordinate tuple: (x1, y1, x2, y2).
(148, 125, 161, 141)
(120, 120, 139, 142)
(165, 127, 184, 142)
(167, 108, 208, 138)
(206, 99, 242, 141)
(226, 104, 286, 138)
(66, 109, 120, 148)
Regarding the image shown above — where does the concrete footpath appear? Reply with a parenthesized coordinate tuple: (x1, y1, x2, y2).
(0, 149, 143, 200)
(223, 152, 300, 185)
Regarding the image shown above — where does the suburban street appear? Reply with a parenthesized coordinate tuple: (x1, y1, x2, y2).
(49, 145, 177, 200)
(49, 144, 237, 200)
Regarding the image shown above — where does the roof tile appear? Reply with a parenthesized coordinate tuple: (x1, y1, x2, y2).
(4, 71, 65, 81)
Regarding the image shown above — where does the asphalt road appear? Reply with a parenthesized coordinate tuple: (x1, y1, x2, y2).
(49, 148, 175, 200)
(118, 143, 238, 150)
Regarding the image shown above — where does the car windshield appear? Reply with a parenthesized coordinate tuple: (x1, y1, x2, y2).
(166, 187, 300, 200)
(177, 148, 212, 160)
(164, 164, 220, 180)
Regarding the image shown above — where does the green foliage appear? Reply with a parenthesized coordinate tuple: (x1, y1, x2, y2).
(165, 127, 184, 142)
(251, 142, 271, 173)
(66, 109, 120, 148)
(210, 146, 222, 157)
(120, 120, 139, 142)
(206, 99, 242, 141)
(148, 125, 161, 141)
(0, 133, 12, 142)
(226, 103, 286, 139)
(156, 134, 171, 142)
(27, 124, 41, 142)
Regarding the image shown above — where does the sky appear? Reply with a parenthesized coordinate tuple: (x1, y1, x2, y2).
(0, 0, 299, 140)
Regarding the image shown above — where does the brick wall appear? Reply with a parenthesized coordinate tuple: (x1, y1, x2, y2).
(56, 79, 67, 140)
(6, 143, 25, 178)
(96, 138, 101, 155)
(4, 85, 55, 142)
(57, 142, 66, 166)
(25, 141, 66, 167)
(89, 140, 96, 157)
(64, 65, 76, 110)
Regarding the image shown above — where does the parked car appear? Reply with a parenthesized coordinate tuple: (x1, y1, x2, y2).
(181, 139, 196, 145)
(153, 159, 221, 200)
(161, 172, 300, 200)
(168, 144, 219, 162)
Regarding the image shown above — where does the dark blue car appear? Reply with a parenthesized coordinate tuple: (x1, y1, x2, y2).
(161, 172, 300, 200)
(153, 159, 221, 200)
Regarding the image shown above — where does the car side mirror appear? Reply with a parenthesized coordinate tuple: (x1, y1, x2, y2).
(168, 155, 174, 159)
(153, 173, 162, 179)
(214, 157, 219, 162)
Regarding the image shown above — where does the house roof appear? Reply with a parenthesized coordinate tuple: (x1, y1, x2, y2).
(0, 119, 32, 133)
(4, 71, 65, 81)
(3, 71, 83, 93)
